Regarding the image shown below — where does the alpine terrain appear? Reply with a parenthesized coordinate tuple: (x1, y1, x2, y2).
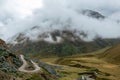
(0, 0, 120, 80)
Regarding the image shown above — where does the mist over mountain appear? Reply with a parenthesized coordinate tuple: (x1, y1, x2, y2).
(0, 0, 120, 42)
(1, 1, 120, 80)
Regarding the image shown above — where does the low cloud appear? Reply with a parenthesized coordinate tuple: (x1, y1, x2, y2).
(0, 0, 120, 41)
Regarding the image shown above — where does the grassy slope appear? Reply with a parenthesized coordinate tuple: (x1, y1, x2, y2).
(17, 71, 57, 80)
(40, 48, 120, 80)
(0, 71, 15, 80)
(10, 36, 120, 58)
(99, 44, 120, 64)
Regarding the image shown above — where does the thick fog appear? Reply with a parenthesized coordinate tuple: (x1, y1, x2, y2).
(0, 0, 120, 41)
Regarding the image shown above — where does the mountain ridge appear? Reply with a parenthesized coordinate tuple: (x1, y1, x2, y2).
(8, 29, 120, 57)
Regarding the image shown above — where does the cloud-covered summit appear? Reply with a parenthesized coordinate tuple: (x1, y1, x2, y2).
(0, 0, 120, 42)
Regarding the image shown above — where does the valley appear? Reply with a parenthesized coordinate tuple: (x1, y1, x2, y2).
(0, 0, 120, 80)
(40, 49, 120, 80)
(0, 37, 120, 80)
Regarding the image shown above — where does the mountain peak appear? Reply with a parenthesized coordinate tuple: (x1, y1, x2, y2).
(81, 9, 105, 19)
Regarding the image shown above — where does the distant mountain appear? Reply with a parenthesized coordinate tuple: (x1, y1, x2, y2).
(81, 9, 105, 19)
(7, 9, 120, 57)
(8, 29, 120, 57)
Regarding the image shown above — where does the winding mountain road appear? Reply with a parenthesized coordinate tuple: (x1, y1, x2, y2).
(80, 75, 95, 80)
(18, 55, 41, 73)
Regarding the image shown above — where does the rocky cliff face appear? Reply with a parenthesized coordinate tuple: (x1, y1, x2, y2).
(0, 39, 61, 80)
(0, 39, 23, 80)
(0, 39, 22, 73)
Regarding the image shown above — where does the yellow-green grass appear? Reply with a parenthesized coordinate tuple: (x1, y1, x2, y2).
(40, 48, 120, 80)
(99, 44, 120, 64)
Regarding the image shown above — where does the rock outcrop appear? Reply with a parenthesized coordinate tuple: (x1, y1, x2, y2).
(0, 39, 22, 73)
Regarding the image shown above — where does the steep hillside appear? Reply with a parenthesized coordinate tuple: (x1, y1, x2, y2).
(0, 39, 59, 80)
(9, 30, 120, 57)
(0, 39, 22, 73)
(0, 39, 8, 49)
(0, 70, 17, 80)
(7, 9, 120, 57)
(99, 44, 120, 64)
(0, 39, 22, 80)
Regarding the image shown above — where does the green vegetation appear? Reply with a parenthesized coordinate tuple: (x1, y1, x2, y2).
(27, 42, 80, 57)
(12, 36, 120, 58)
(41, 48, 120, 80)
(99, 44, 120, 64)
(16, 71, 57, 80)
(53, 43, 78, 57)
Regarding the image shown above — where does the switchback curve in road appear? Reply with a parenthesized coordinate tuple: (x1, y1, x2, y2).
(18, 55, 41, 73)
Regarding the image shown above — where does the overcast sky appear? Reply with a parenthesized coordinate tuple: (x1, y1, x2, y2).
(0, 0, 120, 41)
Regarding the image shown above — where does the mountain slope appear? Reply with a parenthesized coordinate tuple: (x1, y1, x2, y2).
(0, 39, 59, 80)
(0, 70, 17, 80)
(8, 9, 120, 57)
(99, 44, 120, 64)
(0, 39, 23, 80)
(9, 30, 120, 57)
(0, 39, 22, 73)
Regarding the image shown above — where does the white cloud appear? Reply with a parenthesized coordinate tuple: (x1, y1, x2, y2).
(0, 0, 120, 42)
(4, 0, 43, 18)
